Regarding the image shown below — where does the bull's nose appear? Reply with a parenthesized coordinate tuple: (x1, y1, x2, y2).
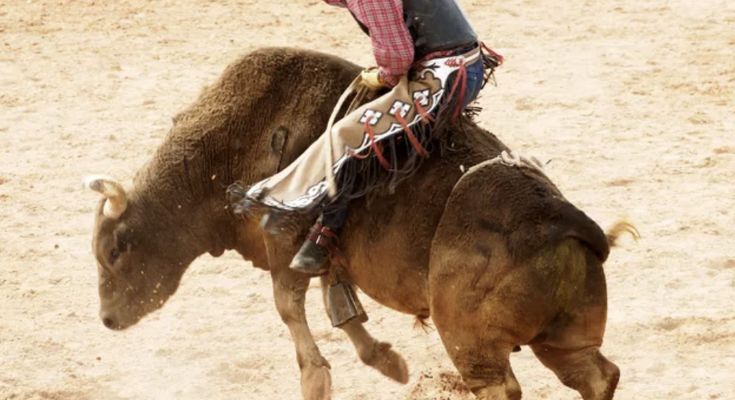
(101, 315, 120, 330)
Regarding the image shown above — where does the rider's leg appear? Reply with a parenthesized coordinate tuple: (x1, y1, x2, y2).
(289, 55, 484, 277)
(289, 181, 352, 275)
(283, 46, 488, 277)
(462, 59, 484, 109)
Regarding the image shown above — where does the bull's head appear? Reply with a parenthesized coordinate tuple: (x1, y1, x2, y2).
(85, 175, 201, 330)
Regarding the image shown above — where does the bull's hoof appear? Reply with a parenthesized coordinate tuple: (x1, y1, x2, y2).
(365, 342, 410, 384)
(376, 344, 410, 384)
(301, 365, 332, 400)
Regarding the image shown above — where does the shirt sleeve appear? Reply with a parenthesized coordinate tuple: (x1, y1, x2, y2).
(348, 0, 414, 87)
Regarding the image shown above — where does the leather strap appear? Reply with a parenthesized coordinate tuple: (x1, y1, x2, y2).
(306, 221, 348, 268)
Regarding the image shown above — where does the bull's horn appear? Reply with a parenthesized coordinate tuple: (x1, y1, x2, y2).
(84, 175, 128, 219)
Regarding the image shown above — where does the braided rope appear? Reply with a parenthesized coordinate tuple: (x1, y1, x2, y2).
(465, 150, 549, 178)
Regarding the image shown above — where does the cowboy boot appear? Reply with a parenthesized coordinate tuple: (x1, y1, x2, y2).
(289, 220, 336, 276)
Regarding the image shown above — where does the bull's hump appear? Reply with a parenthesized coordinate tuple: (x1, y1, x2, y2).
(236, 47, 361, 76)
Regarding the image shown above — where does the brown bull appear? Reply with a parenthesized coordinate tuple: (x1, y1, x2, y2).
(86, 47, 636, 400)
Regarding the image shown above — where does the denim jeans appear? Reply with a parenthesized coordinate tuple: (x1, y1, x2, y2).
(460, 58, 485, 110)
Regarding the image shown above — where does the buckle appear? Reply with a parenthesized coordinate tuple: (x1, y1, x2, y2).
(315, 235, 329, 247)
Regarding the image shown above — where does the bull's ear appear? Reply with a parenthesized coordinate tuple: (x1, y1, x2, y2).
(84, 175, 128, 219)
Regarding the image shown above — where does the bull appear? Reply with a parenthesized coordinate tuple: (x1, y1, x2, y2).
(86, 47, 636, 400)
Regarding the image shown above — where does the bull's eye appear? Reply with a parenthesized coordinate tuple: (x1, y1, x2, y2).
(109, 248, 121, 264)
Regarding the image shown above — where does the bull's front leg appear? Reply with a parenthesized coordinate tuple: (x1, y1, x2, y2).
(319, 277, 409, 384)
(266, 234, 332, 400)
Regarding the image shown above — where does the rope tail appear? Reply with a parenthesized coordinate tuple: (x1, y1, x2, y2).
(324, 76, 362, 197)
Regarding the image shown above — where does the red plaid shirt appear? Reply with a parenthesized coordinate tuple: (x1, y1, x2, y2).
(324, 0, 414, 87)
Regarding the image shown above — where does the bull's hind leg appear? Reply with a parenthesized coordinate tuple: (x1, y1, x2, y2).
(266, 235, 331, 400)
(437, 326, 522, 400)
(426, 163, 547, 399)
(428, 233, 527, 399)
(319, 277, 409, 384)
(530, 249, 619, 400)
(530, 344, 619, 400)
(429, 267, 525, 400)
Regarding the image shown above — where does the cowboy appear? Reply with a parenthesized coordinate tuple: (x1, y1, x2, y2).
(238, 0, 501, 276)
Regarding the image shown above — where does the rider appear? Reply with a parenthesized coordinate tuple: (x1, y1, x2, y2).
(236, 0, 501, 276)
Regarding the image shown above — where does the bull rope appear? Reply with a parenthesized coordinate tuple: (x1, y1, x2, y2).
(464, 150, 550, 178)
(324, 76, 363, 197)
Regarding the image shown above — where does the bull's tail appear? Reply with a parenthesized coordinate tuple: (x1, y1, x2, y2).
(605, 220, 640, 248)
(559, 205, 640, 264)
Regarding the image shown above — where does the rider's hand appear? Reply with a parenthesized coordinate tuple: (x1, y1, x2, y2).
(360, 67, 385, 91)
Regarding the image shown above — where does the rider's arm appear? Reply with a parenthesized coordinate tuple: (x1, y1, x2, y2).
(350, 0, 414, 88)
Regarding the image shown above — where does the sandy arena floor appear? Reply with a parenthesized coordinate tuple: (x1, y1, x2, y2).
(1, 0, 734, 399)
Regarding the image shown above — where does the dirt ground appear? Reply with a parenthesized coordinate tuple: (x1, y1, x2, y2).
(1, 0, 734, 399)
